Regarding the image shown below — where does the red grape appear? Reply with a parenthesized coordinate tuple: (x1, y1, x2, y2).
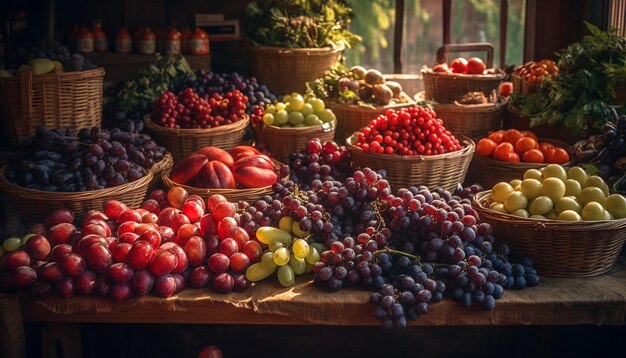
(188, 266, 212, 288)
(153, 273, 177, 297)
(117, 209, 142, 224)
(110, 282, 133, 301)
(104, 200, 128, 220)
(46, 208, 75, 228)
(127, 241, 154, 270)
(48, 223, 77, 246)
(118, 232, 139, 245)
(217, 217, 237, 240)
(232, 227, 250, 248)
(167, 187, 189, 209)
(204, 234, 219, 255)
(208, 253, 229, 273)
(141, 199, 161, 214)
(117, 221, 139, 236)
(171, 213, 191, 233)
(27, 223, 48, 236)
(218, 238, 238, 257)
(41, 262, 64, 282)
(207, 194, 227, 213)
(200, 214, 217, 235)
(149, 189, 167, 203)
(60, 252, 86, 276)
(81, 223, 109, 238)
(50, 244, 73, 262)
(213, 202, 235, 221)
(75, 269, 97, 294)
(198, 346, 223, 358)
(12, 266, 37, 287)
(183, 200, 204, 222)
(229, 253, 250, 273)
(55, 276, 75, 298)
(149, 250, 178, 276)
(131, 269, 155, 295)
(93, 276, 112, 296)
(232, 273, 250, 292)
(5, 250, 31, 270)
(212, 272, 234, 293)
(31, 279, 53, 298)
(138, 229, 162, 248)
(160, 242, 189, 273)
(243, 241, 262, 264)
(157, 207, 180, 227)
(185, 236, 206, 267)
(87, 243, 112, 273)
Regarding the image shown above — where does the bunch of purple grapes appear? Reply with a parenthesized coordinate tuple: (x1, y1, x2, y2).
(7, 127, 165, 192)
(173, 71, 276, 112)
(289, 139, 353, 188)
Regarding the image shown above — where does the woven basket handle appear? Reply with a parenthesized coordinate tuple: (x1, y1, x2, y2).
(19, 68, 34, 134)
(436, 43, 495, 67)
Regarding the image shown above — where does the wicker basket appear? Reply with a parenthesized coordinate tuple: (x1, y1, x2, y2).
(432, 100, 503, 140)
(346, 134, 475, 192)
(466, 138, 572, 189)
(422, 43, 504, 103)
(161, 159, 287, 203)
(325, 100, 416, 144)
(0, 167, 152, 224)
(148, 151, 173, 191)
(473, 190, 626, 277)
(144, 115, 249, 161)
(255, 120, 336, 163)
(503, 105, 588, 145)
(246, 42, 343, 95)
(0, 67, 105, 146)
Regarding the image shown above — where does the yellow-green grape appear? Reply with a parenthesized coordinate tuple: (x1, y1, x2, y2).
(300, 103, 314, 116)
(277, 265, 295, 287)
(305, 246, 320, 264)
(304, 114, 323, 126)
(3, 237, 23, 252)
(310, 243, 326, 256)
(286, 93, 304, 111)
(274, 110, 288, 125)
(282, 95, 292, 103)
(256, 226, 292, 245)
(318, 109, 336, 123)
(261, 252, 277, 269)
(292, 238, 310, 259)
(275, 102, 287, 111)
(304, 261, 313, 274)
(264, 105, 276, 115)
(289, 253, 306, 275)
(268, 241, 284, 252)
(279, 216, 293, 233)
(292, 221, 308, 237)
(273, 247, 290, 266)
(246, 262, 277, 282)
(288, 112, 304, 125)
(21, 233, 37, 245)
(308, 98, 325, 112)
(262, 113, 274, 125)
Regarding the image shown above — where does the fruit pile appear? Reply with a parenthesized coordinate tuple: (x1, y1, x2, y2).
(432, 57, 493, 75)
(353, 107, 463, 155)
(169, 146, 286, 189)
(488, 164, 626, 220)
(572, 113, 626, 192)
(289, 139, 353, 188)
(150, 89, 247, 129)
(173, 71, 277, 112)
(1, 40, 97, 76)
(476, 129, 570, 164)
(260, 92, 336, 128)
(513, 59, 558, 85)
(5, 127, 166, 191)
(0, 187, 274, 298)
(307, 65, 411, 106)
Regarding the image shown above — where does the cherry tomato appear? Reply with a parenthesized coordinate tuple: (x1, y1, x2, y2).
(494, 142, 514, 161)
(466, 57, 486, 74)
(450, 57, 468, 74)
(515, 137, 538, 156)
(553, 148, 570, 164)
(503, 129, 524, 145)
(499, 82, 514, 97)
(476, 138, 498, 157)
(522, 149, 544, 163)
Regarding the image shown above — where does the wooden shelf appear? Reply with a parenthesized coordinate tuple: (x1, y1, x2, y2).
(15, 255, 626, 326)
(82, 52, 210, 83)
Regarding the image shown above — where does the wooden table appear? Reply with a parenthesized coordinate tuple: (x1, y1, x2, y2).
(3, 256, 626, 357)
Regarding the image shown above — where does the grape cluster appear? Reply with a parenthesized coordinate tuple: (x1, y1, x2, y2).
(6, 127, 165, 192)
(11, 40, 97, 71)
(370, 253, 446, 328)
(150, 89, 248, 129)
(354, 107, 463, 155)
(289, 139, 354, 188)
(173, 71, 276, 112)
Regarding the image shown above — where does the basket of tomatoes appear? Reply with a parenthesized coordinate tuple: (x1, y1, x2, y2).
(467, 129, 572, 189)
(511, 59, 558, 95)
(421, 43, 505, 103)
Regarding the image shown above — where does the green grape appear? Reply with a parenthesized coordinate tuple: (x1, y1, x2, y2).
(268, 241, 284, 252)
(292, 221, 308, 237)
(318, 109, 336, 123)
(289, 253, 306, 275)
(256, 227, 292, 244)
(274, 110, 289, 125)
(273, 247, 290, 266)
(261, 252, 278, 269)
(282, 95, 292, 103)
(279, 216, 293, 233)
(275, 102, 287, 111)
(263, 113, 275, 125)
(277, 265, 295, 287)
(286, 93, 304, 111)
(300, 103, 314, 116)
(21, 233, 36, 245)
(305, 246, 320, 264)
(3, 237, 22, 252)
(303, 92, 315, 102)
(304, 114, 322, 126)
(292, 238, 310, 259)
(310, 243, 326, 256)
(304, 261, 313, 274)
(246, 262, 277, 282)
(264, 105, 276, 115)
(288, 111, 304, 125)
(308, 98, 325, 112)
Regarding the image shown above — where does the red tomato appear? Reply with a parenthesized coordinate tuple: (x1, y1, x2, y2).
(553, 148, 570, 164)
(487, 130, 506, 144)
(466, 57, 486, 74)
(543, 148, 556, 163)
(494, 142, 514, 161)
(432, 63, 452, 73)
(522, 149, 544, 163)
(503, 129, 524, 145)
(505, 152, 520, 163)
(499, 82, 514, 97)
(476, 138, 498, 157)
(450, 57, 468, 73)
(514, 137, 538, 156)
(539, 142, 554, 152)
(520, 130, 538, 141)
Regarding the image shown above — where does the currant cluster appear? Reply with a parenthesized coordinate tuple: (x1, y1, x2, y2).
(150, 89, 247, 129)
(354, 107, 463, 155)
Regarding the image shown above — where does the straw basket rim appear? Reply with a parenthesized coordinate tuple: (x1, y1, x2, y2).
(0, 66, 105, 83)
(245, 41, 345, 55)
(258, 118, 337, 135)
(421, 67, 506, 80)
(144, 114, 250, 135)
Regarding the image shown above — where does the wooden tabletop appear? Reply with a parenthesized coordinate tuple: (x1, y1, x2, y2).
(17, 256, 626, 326)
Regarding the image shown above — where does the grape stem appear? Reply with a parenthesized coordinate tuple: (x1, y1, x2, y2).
(374, 248, 420, 261)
